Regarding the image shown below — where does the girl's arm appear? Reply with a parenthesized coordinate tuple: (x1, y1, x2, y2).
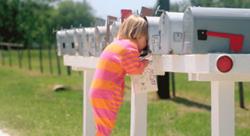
(121, 48, 149, 75)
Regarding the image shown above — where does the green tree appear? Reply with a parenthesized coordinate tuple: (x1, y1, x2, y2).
(0, 0, 95, 47)
(53, 0, 95, 29)
(190, 0, 214, 7)
(155, 0, 170, 16)
(17, 0, 54, 46)
(0, 0, 22, 43)
(190, 0, 250, 8)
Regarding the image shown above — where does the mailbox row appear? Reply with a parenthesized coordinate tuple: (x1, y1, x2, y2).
(57, 26, 104, 56)
(57, 7, 250, 56)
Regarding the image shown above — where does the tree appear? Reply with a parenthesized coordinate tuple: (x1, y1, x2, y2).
(190, 0, 250, 8)
(155, 0, 170, 16)
(53, 0, 95, 29)
(0, 0, 22, 43)
(0, 0, 95, 47)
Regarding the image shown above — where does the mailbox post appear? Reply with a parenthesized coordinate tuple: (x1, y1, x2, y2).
(63, 55, 98, 136)
(160, 53, 250, 136)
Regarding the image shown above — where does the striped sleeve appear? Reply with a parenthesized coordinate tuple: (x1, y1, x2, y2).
(121, 48, 146, 75)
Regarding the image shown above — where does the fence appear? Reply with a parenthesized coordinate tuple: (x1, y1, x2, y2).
(0, 42, 74, 76)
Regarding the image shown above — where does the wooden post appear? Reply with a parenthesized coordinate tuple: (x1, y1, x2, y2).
(130, 81, 147, 136)
(238, 82, 245, 109)
(7, 46, 12, 66)
(39, 44, 43, 73)
(171, 72, 176, 97)
(17, 49, 22, 68)
(0, 47, 5, 65)
(55, 44, 61, 75)
(211, 81, 234, 136)
(83, 70, 95, 136)
(48, 45, 53, 74)
(27, 45, 32, 70)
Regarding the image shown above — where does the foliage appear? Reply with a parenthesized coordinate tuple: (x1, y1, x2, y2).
(0, 0, 95, 47)
(53, 0, 94, 29)
(159, 0, 250, 12)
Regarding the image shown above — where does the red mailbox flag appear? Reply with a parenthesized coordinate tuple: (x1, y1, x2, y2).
(140, 6, 154, 17)
(198, 30, 244, 53)
(121, 9, 132, 22)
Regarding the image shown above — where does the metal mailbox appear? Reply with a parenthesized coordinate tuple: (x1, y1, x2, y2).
(85, 27, 96, 56)
(56, 30, 66, 56)
(159, 12, 184, 54)
(66, 29, 78, 55)
(56, 29, 76, 56)
(145, 16, 160, 54)
(95, 26, 107, 56)
(183, 7, 250, 54)
(110, 21, 121, 41)
(75, 28, 89, 56)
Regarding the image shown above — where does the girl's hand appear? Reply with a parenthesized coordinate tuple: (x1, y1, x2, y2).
(141, 59, 149, 68)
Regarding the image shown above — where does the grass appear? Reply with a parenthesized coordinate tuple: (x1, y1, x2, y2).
(0, 51, 250, 135)
(0, 65, 83, 136)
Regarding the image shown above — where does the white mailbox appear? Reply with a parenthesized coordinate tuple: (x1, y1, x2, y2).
(56, 30, 67, 56)
(85, 27, 96, 56)
(66, 29, 78, 55)
(110, 21, 121, 41)
(75, 28, 89, 56)
(145, 16, 160, 54)
(56, 29, 77, 56)
(95, 26, 107, 56)
(183, 7, 250, 54)
(159, 12, 184, 54)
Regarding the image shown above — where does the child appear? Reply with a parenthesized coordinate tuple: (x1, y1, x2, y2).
(89, 15, 149, 136)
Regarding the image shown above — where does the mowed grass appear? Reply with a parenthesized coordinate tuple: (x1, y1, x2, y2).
(0, 58, 250, 135)
(0, 65, 83, 136)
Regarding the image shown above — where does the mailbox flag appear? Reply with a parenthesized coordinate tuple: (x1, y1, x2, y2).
(121, 9, 132, 22)
(198, 29, 244, 53)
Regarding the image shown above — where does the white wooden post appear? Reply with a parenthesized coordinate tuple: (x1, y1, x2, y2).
(211, 81, 235, 136)
(83, 70, 95, 136)
(130, 81, 148, 136)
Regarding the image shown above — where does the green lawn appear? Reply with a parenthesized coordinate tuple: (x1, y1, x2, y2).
(0, 64, 250, 136)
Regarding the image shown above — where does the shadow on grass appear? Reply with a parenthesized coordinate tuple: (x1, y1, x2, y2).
(171, 96, 211, 111)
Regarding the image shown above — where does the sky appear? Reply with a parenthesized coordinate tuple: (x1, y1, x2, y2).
(74, 0, 186, 19)
(75, 0, 158, 19)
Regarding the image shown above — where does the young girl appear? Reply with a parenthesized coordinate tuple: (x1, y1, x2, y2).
(89, 15, 149, 136)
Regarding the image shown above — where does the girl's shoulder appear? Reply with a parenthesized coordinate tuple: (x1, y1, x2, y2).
(113, 39, 138, 50)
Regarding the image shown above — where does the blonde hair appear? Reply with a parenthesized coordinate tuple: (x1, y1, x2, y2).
(117, 15, 148, 40)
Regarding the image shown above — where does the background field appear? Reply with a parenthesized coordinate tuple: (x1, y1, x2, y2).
(0, 62, 250, 136)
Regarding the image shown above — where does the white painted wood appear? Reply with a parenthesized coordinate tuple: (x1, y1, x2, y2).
(83, 70, 95, 136)
(188, 73, 250, 81)
(161, 54, 250, 74)
(130, 81, 147, 136)
(211, 81, 234, 136)
(63, 55, 99, 70)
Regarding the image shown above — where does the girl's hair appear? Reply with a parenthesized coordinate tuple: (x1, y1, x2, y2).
(117, 15, 148, 40)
